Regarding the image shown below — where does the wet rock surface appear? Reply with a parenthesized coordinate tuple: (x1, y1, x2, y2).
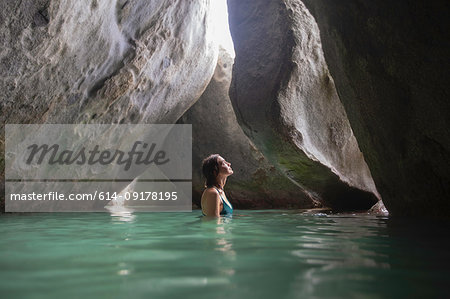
(301, 0, 450, 216)
(227, 0, 379, 210)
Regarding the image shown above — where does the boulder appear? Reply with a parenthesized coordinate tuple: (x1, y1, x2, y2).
(301, 0, 450, 216)
(227, 0, 379, 210)
(0, 0, 219, 211)
(0, 0, 218, 125)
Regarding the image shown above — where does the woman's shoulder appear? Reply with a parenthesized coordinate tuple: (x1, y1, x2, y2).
(202, 187, 220, 198)
(203, 186, 218, 192)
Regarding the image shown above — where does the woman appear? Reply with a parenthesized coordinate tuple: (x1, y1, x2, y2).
(201, 154, 234, 217)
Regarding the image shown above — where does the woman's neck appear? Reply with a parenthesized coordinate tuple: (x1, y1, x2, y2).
(216, 175, 227, 190)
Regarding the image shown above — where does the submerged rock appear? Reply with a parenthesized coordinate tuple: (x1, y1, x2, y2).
(227, 0, 379, 210)
(179, 48, 320, 209)
(301, 0, 450, 216)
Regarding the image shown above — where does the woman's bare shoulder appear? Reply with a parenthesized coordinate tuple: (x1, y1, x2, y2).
(203, 187, 218, 193)
(202, 188, 219, 199)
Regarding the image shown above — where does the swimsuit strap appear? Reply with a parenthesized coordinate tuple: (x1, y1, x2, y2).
(214, 187, 224, 202)
(214, 187, 232, 209)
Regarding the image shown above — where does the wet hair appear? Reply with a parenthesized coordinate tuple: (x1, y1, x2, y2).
(202, 154, 220, 188)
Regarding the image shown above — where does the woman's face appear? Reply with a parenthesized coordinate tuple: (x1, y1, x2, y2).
(217, 156, 233, 176)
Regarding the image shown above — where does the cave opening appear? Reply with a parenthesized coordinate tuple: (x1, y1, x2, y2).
(211, 0, 235, 58)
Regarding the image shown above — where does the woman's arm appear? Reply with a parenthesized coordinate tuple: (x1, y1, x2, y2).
(205, 190, 221, 217)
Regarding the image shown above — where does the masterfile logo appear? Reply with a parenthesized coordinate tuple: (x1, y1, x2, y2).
(5, 124, 192, 212)
(25, 140, 170, 171)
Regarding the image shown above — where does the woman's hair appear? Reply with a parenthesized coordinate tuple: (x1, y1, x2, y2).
(202, 154, 220, 188)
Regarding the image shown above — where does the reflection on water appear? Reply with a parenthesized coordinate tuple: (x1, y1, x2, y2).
(109, 210, 136, 223)
(0, 211, 449, 298)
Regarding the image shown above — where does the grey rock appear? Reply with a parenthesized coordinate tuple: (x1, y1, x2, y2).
(0, 0, 219, 211)
(227, 0, 379, 210)
(0, 0, 218, 126)
(301, 0, 450, 216)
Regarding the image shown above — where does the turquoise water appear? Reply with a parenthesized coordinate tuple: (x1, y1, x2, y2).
(0, 211, 449, 298)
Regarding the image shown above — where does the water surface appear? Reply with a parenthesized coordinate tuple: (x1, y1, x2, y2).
(1, 211, 449, 298)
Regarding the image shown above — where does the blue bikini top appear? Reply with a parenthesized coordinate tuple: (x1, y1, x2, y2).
(215, 187, 233, 216)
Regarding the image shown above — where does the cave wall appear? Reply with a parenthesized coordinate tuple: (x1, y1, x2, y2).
(0, 0, 219, 211)
(227, 0, 379, 210)
(300, 0, 450, 216)
(0, 0, 218, 126)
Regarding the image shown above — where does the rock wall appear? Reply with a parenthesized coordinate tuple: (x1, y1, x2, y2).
(179, 48, 320, 209)
(301, 0, 450, 216)
(0, 0, 218, 126)
(227, 0, 379, 210)
(0, 0, 219, 211)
